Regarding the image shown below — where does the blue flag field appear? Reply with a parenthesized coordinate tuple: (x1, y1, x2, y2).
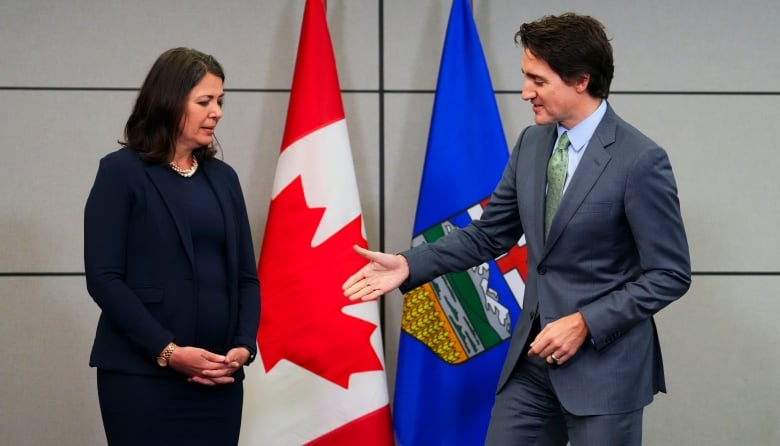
(392, 0, 527, 445)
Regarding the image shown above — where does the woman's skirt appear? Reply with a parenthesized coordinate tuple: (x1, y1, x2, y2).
(97, 369, 243, 446)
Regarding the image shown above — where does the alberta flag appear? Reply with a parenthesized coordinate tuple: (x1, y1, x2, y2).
(241, 1, 393, 445)
(393, 1, 526, 445)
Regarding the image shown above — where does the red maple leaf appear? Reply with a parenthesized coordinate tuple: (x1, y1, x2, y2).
(257, 176, 383, 388)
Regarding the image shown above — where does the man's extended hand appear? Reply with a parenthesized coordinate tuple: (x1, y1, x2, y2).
(342, 245, 410, 301)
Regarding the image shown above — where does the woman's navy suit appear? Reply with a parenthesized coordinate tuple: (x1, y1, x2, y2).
(84, 147, 260, 444)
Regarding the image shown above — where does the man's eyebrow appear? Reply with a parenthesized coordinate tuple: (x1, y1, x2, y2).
(523, 71, 546, 81)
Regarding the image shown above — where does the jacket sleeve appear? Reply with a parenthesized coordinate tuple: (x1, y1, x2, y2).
(579, 146, 691, 351)
(401, 135, 526, 291)
(227, 168, 261, 361)
(84, 155, 173, 358)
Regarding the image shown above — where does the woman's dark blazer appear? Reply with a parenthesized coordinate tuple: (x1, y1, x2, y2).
(84, 147, 260, 379)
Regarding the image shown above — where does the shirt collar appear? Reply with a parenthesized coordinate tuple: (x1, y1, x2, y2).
(557, 100, 607, 153)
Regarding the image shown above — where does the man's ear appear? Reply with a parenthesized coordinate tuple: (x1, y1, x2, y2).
(574, 73, 591, 93)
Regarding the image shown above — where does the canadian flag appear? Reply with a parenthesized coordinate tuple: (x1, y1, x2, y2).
(240, 0, 394, 445)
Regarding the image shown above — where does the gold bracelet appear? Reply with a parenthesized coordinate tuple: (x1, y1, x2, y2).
(156, 342, 177, 367)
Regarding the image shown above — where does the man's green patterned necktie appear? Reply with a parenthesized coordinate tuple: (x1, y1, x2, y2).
(545, 132, 570, 239)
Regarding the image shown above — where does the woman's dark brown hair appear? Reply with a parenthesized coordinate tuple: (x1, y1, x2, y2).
(120, 47, 224, 164)
(515, 13, 614, 99)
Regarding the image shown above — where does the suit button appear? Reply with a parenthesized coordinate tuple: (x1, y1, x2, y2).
(537, 266, 547, 274)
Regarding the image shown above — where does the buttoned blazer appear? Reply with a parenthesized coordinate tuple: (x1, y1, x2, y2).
(402, 105, 691, 415)
(84, 147, 260, 379)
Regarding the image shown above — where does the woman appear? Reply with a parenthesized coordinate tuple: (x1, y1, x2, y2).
(84, 47, 260, 445)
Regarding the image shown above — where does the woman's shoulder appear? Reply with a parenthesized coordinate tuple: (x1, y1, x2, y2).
(99, 147, 145, 168)
(92, 148, 153, 189)
(203, 157, 239, 180)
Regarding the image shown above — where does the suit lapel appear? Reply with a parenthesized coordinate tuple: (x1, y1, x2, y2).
(201, 162, 242, 333)
(543, 108, 617, 252)
(201, 162, 238, 286)
(532, 127, 558, 252)
(146, 164, 196, 268)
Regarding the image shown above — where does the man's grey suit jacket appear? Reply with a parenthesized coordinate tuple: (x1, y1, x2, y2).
(401, 104, 691, 416)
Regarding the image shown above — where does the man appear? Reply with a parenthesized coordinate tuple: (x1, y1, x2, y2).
(343, 13, 690, 446)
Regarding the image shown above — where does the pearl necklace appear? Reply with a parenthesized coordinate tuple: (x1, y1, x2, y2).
(169, 156, 198, 177)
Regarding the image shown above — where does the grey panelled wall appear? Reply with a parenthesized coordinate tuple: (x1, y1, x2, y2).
(1, 0, 778, 445)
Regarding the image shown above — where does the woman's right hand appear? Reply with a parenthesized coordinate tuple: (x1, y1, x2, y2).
(167, 346, 240, 386)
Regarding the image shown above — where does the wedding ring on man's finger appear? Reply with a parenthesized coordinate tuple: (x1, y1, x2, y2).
(550, 353, 560, 363)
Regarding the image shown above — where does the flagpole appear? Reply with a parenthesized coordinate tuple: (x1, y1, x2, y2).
(377, 0, 387, 345)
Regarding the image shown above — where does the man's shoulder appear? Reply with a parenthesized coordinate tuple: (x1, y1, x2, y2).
(514, 123, 556, 149)
(615, 119, 660, 150)
(523, 123, 557, 138)
(600, 107, 661, 154)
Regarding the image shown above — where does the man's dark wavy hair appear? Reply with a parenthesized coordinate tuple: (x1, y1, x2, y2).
(516, 13, 614, 98)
